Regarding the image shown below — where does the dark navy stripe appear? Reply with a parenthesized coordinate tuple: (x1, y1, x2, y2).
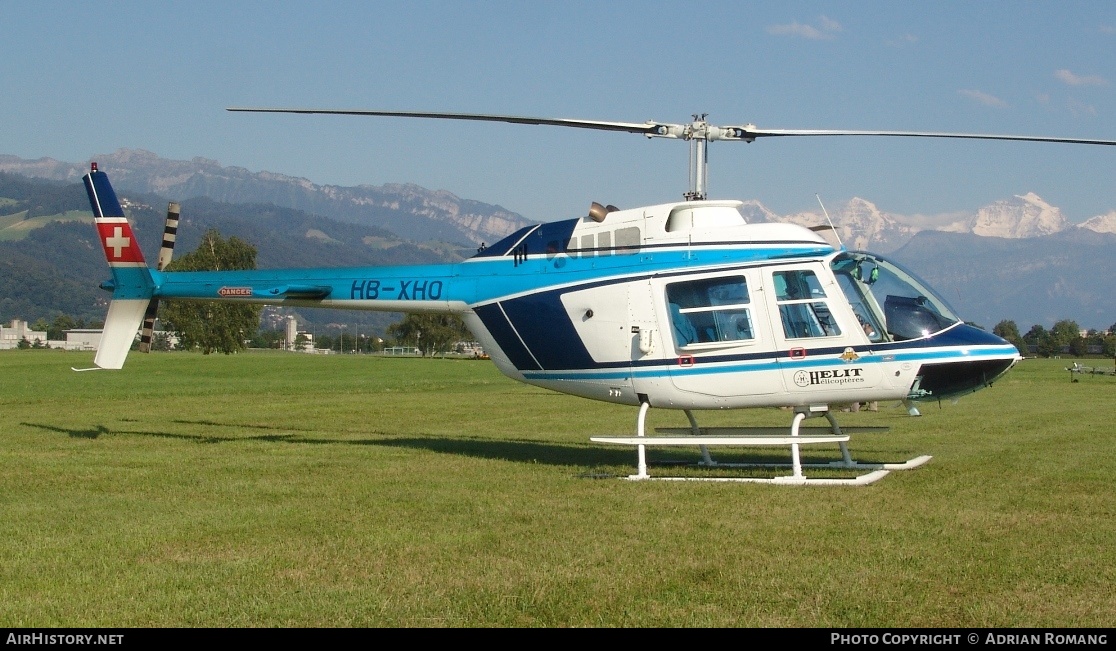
(474, 219, 578, 258)
(473, 303, 541, 371)
(82, 171, 125, 218)
(867, 322, 1010, 351)
(514, 325, 1010, 374)
(500, 289, 597, 370)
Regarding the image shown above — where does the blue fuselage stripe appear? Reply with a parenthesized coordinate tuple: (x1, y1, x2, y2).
(147, 243, 831, 306)
(520, 341, 1018, 381)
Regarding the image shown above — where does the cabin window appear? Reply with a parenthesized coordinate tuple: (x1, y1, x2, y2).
(581, 234, 595, 258)
(666, 276, 754, 347)
(615, 227, 640, 255)
(773, 270, 841, 339)
(829, 252, 959, 341)
(598, 231, 612, 256)
(833, 267, 886, 342)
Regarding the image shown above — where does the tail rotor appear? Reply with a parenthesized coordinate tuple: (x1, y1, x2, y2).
(137, 202, 179, 352)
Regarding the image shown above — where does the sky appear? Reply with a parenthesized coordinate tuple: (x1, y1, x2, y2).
(2, 1, 1114, 224)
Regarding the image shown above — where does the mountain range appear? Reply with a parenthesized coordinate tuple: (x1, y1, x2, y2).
(1, 150, 1113, 331)
(5, 148, 1114, 251)
(0, 149, 532, 247)
(747, 193, 1116, 254)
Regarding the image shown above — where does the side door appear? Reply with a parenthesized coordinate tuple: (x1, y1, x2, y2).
(764, 264, 884, 399)
(656, 270, 782, 403)
(628, 279, 674, 401)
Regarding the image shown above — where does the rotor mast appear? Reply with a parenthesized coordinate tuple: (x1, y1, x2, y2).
(676, 114, 759, 200)
(640, 114, 758, 201)
(686, 114, 708, 201)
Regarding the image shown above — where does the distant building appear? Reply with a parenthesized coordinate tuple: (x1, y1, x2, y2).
(0, 319, 183, 352)
(63, 329, 103, 351)
(0, 320, 47, 349)
(283, 316, 314, 352)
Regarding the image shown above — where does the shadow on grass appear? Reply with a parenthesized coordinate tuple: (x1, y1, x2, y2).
(369, 436, 636, 466)
(172, 419, 317, 433)
(21, 420, 899, 471)
(20, 421, 636, 467)
(21, 422, 303, 445)
(21, 422, 112, 437)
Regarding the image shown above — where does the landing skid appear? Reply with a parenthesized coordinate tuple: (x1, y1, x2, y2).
(590, 404, 931, 485)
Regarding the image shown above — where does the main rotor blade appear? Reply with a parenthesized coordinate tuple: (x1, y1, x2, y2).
(227, 107, 1116, 146)
(227, 107, 667, 136)
(735, 127, 1116, 147)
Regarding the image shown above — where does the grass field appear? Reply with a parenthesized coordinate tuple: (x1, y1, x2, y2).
(0, 210, 91, 241)
(1, 351, 1113, 627)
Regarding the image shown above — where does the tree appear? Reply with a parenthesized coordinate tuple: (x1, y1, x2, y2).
(160, 229, 262, 355)
(1049, 319, 1081, 355)
(1022, 324, 1057, 357)
(48, 314, 76, 341)
(293, 333, 310, 352)
(1036, 332, 1060, 358)
(992, 320, 1026, 352)
(335, 331, 357, 352)
(1022, 324, 1046, 345)
(387, 313, 470, 356)
(151, 331, 174, 351)
(993, 320, 1020, 340)
(249, 329, 285, 349)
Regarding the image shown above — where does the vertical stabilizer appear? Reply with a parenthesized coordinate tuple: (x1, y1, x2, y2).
(81, 164, 155, 370)
(94, 299, 151, 369)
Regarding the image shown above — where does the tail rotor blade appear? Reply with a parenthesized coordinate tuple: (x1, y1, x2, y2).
(139, 202, 180, 353)
(137, 298, 160, 353)
(157, 202, 180, 271)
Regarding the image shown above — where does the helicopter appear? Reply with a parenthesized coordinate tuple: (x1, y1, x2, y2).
(80, 110, 1116, 484)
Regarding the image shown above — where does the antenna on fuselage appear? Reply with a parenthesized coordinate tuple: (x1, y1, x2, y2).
(815, 194, 844, 250)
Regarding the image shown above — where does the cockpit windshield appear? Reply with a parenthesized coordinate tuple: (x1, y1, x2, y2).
(830, 252, 960, 341)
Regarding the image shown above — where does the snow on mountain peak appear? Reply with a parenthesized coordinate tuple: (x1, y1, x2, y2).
(967, 193, 1067, 238)
(737, 200, 780, 223)
(1078, 211, 1116, 234)
(776, 197, 916, 252)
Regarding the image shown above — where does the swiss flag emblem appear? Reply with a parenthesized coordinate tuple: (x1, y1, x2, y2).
(96, 221, 146, 264)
